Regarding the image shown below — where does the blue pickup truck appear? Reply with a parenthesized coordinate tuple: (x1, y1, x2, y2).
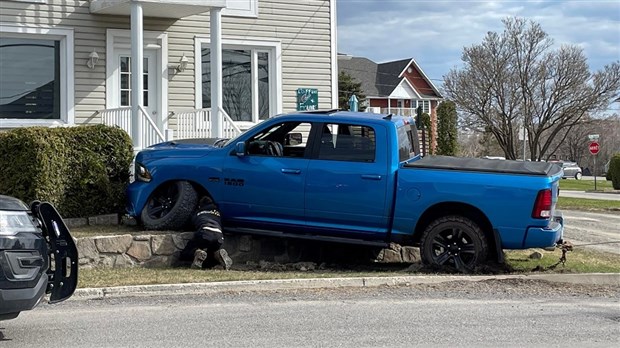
(127, 110, 564, 271)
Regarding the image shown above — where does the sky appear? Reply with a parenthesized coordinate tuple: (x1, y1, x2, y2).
(337, 0, 620, 87)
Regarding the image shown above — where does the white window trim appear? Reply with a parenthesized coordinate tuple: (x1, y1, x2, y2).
(222, 0, 258, 18)
(0, 24, 74, 128)
(194, 36, 282, 127)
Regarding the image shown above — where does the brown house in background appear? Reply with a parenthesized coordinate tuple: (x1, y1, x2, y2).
(338, 54, 443, 152)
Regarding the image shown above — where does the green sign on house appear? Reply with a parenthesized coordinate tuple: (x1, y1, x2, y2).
(296, 88, 318, 111)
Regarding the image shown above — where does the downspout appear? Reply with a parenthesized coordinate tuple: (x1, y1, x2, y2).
(130, 1, 144, 152)
(210, 8, 223, 138)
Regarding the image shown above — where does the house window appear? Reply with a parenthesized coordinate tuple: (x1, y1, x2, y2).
(0, 26, 73, 127)
(119, 56, 150, 107)
(0, 37, 61, 120)
(420, 100, 430, 114)
(201, 47, 273, 122)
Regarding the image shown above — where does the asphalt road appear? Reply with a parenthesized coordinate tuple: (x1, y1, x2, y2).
(1, 280, 618, 347)
(562, 210, 620, 254)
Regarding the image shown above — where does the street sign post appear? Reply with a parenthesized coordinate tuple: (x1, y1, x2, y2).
(589, 141, 600, 190)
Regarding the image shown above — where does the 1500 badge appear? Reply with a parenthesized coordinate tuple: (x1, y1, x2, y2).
(224, 178, 244, 186)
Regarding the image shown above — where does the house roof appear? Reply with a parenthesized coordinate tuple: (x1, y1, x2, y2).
(338, 55, 442, 99)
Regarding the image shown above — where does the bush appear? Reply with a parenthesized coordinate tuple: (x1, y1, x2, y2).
(0, 125, 133, 218)
(610, 153, 620, 190)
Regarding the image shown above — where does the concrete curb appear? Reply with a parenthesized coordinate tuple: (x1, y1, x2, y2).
(71, 273, 620, 301)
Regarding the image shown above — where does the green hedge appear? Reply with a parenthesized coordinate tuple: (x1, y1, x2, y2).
(610, 153, 620, 190)
(0, 125, 133, 218)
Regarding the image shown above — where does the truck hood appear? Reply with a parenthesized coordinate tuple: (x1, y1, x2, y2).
(138, 138, 228, 160)
(405, 156, 562, 177)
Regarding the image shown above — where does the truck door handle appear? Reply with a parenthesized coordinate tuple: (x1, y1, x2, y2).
(281, 169, 301, 174)
(361, 174, 382, 180)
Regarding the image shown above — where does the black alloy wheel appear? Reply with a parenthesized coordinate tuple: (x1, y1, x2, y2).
(141, 181, 197, 230)
(420, 215, 488, 272)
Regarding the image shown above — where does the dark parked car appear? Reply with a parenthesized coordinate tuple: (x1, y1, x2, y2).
(0, 195, 78, 321)
(560, 162, 582, 180)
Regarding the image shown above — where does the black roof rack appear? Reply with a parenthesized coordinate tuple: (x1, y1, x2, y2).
(299, 109, 341, 115)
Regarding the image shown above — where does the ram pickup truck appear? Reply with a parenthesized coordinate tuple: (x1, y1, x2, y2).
(127, 110, 564, 270)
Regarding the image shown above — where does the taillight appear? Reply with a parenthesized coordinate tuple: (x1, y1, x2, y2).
(532, 189, 552, 219)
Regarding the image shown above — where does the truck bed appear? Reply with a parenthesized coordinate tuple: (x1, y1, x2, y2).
(405, 156, 561, 176)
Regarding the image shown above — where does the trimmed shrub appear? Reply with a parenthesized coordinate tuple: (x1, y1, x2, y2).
(0, 125, 133, 218)
(610, 153, 620, 190)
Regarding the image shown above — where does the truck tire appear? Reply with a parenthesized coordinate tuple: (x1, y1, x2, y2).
(140, 181, 198, 230)
(420, 215, 488, 272)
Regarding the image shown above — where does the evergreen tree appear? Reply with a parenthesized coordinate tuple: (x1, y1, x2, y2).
(436, 101, 458, 156)
(338, 71, 366, 111)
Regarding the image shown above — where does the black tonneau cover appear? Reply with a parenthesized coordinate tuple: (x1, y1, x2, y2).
(405, 156, 561, 176)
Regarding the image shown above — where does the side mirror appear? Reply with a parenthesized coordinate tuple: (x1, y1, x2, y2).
(235, 142, 246, 156)
(285, 132, 303, 145)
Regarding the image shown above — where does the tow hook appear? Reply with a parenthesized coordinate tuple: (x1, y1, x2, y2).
(556, 240, 574, 266)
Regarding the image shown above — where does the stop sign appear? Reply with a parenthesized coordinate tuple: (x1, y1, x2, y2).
(589, 141, 600, 155)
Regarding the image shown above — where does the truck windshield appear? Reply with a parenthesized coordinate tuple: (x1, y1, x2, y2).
(397, 123, 419, 161)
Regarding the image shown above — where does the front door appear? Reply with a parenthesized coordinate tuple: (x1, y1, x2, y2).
(220, 121, 313, 232)
(115, 50, 158, 120)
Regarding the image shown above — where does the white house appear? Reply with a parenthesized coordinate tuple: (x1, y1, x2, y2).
(0, 0, 338, 150)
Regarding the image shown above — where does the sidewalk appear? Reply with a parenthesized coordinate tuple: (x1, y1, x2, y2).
(71, 273, 620, 301)
(560, 190, 620, 201)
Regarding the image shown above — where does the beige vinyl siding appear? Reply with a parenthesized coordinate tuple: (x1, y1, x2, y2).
(1, 0, 334, 125)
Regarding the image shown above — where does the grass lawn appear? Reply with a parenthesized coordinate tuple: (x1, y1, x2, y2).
(556, 197, 620, 211)
(559, 179, 614, 191)
(77, 248, 620, 288)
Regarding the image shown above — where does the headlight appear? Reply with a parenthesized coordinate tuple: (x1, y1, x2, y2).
(0, 210, 38, 235)
(136, 162, 152, 182)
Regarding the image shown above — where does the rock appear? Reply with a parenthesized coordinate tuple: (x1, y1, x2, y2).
(143, 255, 175, 268)
(120, 215, 138, 226)
(133, 235, 152, 241)
(239, 235, 253, 252)
(95, 235, 133, 254)
(172, 234, 189, 250)
(377, 248, 402, 263)
(293, 262, 316, 271)
(77, 238, 99, 260)
(401, 246, 421, 263)
(113, 254, 136, 268)
(88, 214, 119, 225)
(151, 235, 178, 255)
(529, 251, 544, 260)
(126, 241, 152, 261)
(65, 217, 88, 228)
(388, 242, 402, 252)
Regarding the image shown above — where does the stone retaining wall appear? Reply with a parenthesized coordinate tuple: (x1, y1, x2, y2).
(69, 213, 420, 268)
(76, 232, 420, 269)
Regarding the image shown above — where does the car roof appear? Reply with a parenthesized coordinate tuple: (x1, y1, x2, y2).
(0, 195, 29, 211)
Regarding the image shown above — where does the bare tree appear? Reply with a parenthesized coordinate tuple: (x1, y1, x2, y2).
(444, 17, 620, 160)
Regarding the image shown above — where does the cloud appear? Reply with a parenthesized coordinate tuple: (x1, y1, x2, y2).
(337, 0, 620, 82)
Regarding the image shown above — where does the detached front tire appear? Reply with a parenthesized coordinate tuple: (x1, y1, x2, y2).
(141, 181, 198, 230)
(420, 215, 488, 272)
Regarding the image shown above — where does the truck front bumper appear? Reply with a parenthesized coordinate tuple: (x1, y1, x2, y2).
(523, 211, 564, 249)
(0, 274, 47, 317)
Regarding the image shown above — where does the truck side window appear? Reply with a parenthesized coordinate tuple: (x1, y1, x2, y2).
(317, 123, 376, 162)
(246, 121, 310, 158)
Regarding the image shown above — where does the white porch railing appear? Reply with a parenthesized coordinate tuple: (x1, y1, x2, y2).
(99, 106, 167, 148)
(380, 107, 417, 116)
(172, 107, 242, 139)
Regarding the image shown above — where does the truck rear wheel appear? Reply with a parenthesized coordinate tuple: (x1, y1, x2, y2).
(420, 215, 488, 272)
(141, 181, 198, 230)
